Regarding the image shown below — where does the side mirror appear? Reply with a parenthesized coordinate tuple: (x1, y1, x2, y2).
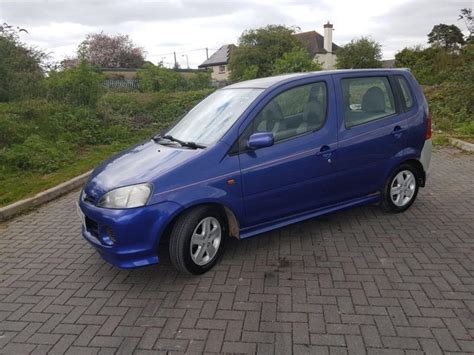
(247, 132, 274, 150)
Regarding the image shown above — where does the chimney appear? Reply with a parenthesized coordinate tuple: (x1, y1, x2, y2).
(323, 22, 333, 53)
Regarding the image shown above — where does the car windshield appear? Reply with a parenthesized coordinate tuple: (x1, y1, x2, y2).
(165, 88, 263, 146)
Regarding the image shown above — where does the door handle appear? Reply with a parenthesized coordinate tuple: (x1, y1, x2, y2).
(391, 126, 406, 135)
(316, 145, 336, 157)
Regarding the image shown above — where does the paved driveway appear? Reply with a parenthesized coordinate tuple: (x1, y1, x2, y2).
(1, 147, 473, 354)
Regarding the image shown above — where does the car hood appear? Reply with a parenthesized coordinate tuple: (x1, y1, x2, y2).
(83, 140, 202, 203)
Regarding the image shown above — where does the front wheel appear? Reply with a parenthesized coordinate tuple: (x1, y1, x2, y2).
(381, 164, 419, 213)
(169, 206, 227, 274)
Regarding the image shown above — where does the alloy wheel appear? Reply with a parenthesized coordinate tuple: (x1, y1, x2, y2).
(190, 217, 222, 266)
(390, 170, 416, 207)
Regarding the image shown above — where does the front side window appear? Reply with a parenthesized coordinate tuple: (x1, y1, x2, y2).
(219, 65, 226, 73)
(247, 82, 327, 143)
(342, 77, 396, 128)
(166, 88, 263, 146)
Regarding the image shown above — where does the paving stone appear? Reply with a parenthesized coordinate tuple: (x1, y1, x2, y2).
(0, 148, 473, 353)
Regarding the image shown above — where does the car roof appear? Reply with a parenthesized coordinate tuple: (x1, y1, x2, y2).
(225, 69, 410, 89)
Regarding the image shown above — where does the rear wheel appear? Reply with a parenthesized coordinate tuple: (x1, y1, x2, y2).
(382, 164, 419, 213)
(169, 206, 227, 274)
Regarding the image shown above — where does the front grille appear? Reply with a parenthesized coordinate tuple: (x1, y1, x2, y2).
(85, 217, 99, 238)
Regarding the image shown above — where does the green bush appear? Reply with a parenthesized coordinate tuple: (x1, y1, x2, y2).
(138, 64, 189, 92)
(188, 71, 211, 90)
(273, 48, 322, 74)
(137, 64, 211, 92)
(0, 100, 105, 146)
(0, 113, 31, 148)
(46, 61, 104, 107)
(0, 134, 74, 173)
(0, 32, 45, 102)
(0, 89, 213, 176)
(395, 46, 465, 85)
(400, 43, 474, 135)
(424, 82, 473, 134)
(0, 100, 63, 147)
(97, 89, 213, 128)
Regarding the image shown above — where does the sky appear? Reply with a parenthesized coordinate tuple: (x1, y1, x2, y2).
(0, 0, 471, 68)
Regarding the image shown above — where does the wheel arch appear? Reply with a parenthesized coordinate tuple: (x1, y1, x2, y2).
(400, 158, 426, 187)
(158, 202, 241, 250)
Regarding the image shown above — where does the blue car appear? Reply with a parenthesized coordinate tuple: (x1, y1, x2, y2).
(78, 69, 432, 274)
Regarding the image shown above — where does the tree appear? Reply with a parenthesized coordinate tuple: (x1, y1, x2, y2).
(0, 23, 46, 102)
(229, 25, 306, 81)
(459, 8, 473, 34)
(428, 24, 465, 50)
(46, 61, 103, 107)
(335, 37, 382, 69)
(458, 8, 473, 44)
(395, 44, 467, 85)
(395, 46, 440, 84)
(272, 48, 322, 75)
(69, 32, 145, 68)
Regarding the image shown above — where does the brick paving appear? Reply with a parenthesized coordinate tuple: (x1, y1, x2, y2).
(0, 147, 473, 354)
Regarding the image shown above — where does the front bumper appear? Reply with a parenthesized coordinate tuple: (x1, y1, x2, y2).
(78, 198, 182, 268)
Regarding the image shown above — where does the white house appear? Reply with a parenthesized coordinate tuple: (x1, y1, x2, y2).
(294, 22, 339, 70)
(198, 22, 340, 82)
(198, 44, 235, 82)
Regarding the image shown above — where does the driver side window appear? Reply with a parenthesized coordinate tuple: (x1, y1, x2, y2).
(249, 82, 327, 143)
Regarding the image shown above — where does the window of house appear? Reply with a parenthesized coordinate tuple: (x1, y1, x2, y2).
(342, 76, 396, 128)
(396, 76, 414, 110)
(218, 65, 226, 73)
(242, 82, 327, 146)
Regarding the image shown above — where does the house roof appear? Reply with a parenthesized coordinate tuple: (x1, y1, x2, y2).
(198, 44, 235, 68)
(293, 31, 340, 55)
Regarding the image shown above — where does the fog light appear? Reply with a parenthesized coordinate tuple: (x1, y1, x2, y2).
(101, 227, 117, 246)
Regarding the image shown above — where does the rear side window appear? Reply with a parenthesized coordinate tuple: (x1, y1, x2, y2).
(396, 76, 414, 110)
(342, 77, 396, 128)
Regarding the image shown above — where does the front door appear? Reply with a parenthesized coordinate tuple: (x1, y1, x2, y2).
(237, 78, 339, 228)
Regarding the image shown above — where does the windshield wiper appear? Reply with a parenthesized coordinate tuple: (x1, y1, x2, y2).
(163, 135, 206, 149)
(153, 134, 206, 149)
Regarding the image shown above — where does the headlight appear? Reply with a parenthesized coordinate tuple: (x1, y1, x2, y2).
(97, 183, 152, 209)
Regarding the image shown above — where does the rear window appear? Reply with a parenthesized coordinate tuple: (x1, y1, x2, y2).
(342, 77, 396, 128)
(396, 76, 414, 110)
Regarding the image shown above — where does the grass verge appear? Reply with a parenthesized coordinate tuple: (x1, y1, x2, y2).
(0, 143, 131, 207)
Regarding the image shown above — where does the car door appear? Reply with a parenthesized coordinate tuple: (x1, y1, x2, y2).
(332, 73, 408, 201)
(236, 78, 339, 228)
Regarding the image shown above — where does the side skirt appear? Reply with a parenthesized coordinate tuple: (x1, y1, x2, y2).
(240, 193, 381, 239)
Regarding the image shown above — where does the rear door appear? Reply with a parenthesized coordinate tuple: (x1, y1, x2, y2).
(237, 77, 339, 228)
(332, 72, 408, 201)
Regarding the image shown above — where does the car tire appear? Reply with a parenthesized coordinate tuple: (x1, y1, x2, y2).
(381, 163, 420, 213)
(169, 206, 227, 275)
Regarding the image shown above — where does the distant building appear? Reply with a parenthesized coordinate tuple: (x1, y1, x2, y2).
(198, 44, 236, 82)
(294, 22, 340, 70)
(199, 22, 339, 82)
(98, 67, 139, 79)
(98, 68, 140, 91)
(382, 59, 396, 68)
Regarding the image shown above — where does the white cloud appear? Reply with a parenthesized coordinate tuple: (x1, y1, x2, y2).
(2, 0, 472, 66)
